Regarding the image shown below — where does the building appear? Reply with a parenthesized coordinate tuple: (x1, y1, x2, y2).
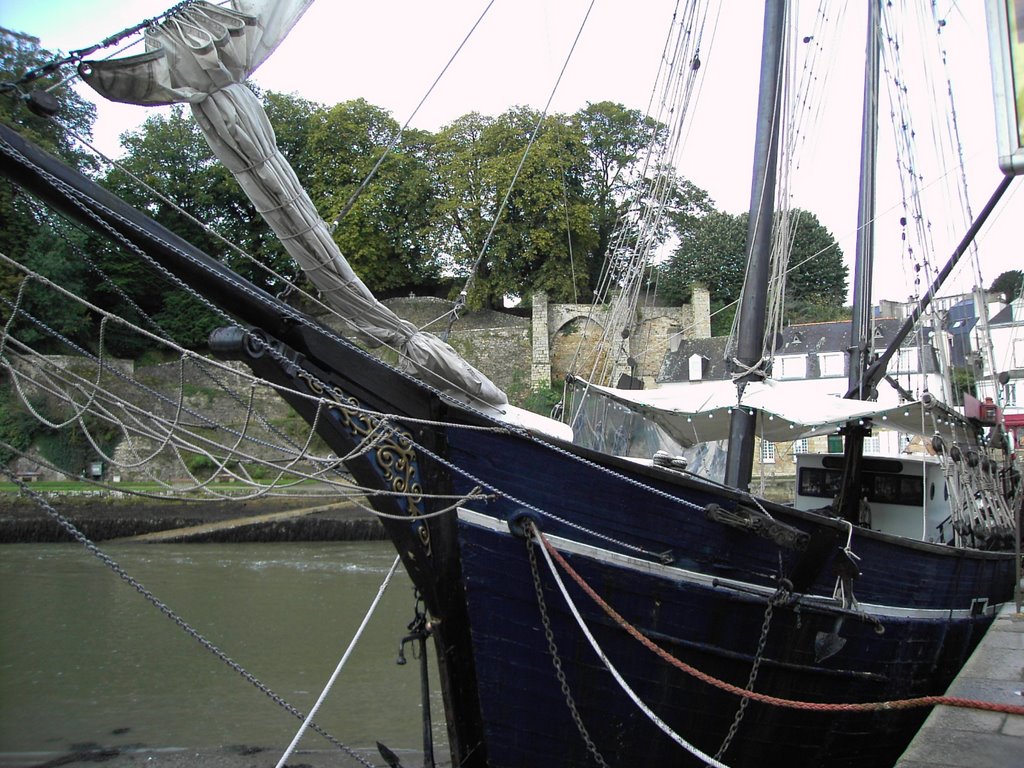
(974, 296, 1024, 456)
(657, 315, 952, 478)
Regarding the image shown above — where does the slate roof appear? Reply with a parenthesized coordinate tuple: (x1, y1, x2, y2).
(658, 318, 940, 383)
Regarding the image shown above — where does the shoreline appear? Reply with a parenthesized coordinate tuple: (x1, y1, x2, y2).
(0, 492, 386, 544)
(0, 745, 443, 768)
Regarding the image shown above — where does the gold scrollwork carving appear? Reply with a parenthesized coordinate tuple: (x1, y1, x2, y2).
(296, 369, 430, 556)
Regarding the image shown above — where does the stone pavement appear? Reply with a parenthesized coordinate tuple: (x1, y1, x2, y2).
(895, 603, 1024, 768)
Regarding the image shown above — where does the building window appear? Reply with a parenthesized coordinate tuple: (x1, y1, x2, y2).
(761, 440, 776, 464)
(793, 438, 809, 454)
(819, 352, 845, 377)
(776, 355, 806, 379)
(827, 434, 843, 453)
(1014, 339, 1024, 369)
(864, 435, 881, 454)
(688, 353, 705, 381)
(1004, 382, 1017, 407)
(894, 348, 919, 373)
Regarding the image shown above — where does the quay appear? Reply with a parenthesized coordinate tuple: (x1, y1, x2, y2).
(895, 603, 1024, 767)
(106, 500, 372, 542)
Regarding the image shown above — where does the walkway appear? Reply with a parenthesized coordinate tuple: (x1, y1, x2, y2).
(895, 603, 1024, 767)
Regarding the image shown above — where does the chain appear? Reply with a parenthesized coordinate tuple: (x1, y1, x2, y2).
(5, 474, 377, 768)
(710, 580, 791, 763)
(526, 531, 610, 768)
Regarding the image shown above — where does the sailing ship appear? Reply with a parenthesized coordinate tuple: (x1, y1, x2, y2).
(1, 1, 1020, 766)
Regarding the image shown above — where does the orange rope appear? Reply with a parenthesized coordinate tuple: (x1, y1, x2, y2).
(537, 531, 1024, 716)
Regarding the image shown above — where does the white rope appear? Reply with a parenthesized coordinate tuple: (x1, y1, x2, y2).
(274, 554, 402, 768)
(532, 530, 732, 768)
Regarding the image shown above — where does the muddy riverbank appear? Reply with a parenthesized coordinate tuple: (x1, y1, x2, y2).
(0, 493, 385, 543)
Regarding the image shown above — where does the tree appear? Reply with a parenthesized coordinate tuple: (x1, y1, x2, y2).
(0, 29, 96, 167)
(574, 102, 668, 290)
(779, 210, 848, 323)
(305, 98, 444, 295)
(989, 270, 1023, 302)
(658, 207, 847, 335)
(659, 209, 748, 334)
(431, 108, 599, 307)
(1, 30, 97, 350)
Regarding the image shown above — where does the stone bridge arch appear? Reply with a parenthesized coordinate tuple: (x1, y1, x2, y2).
(531, 286, 711, 388)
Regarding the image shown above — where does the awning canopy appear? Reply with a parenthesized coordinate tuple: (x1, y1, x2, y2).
(572, 378, 971, 448)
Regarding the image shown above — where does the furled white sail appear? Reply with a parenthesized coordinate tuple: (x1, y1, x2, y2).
(80, 0, 508, 410)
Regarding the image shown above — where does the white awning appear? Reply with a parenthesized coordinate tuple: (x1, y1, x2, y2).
(575, 378, 966, 448)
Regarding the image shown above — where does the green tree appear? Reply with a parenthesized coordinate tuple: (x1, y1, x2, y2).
(0, 29, 96, 167)
(1, 30, 97, 350)
(305, 98, 443, 295)
(660, 209, 748, 334)
(659, 207, 847, 334)
(989, 269, 1023, 301)
(780, 210, 848, 323)
(574, 101, 668, 290)
(432, 108, 598, 307)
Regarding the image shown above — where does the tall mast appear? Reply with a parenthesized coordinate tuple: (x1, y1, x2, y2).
(724, 0, 787, 491)
(835, 0, 880, 523)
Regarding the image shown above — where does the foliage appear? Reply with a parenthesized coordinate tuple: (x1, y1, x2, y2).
(520, 385, 563, 417)
(0, 29, 96, 166)
(432, 108, 600, 307)
(658, 207, 847, 334)
(573, 101, 668, 292)
(989, 270, 1023, 301)
(0, 381, 119, 475)
(0, 386, 44, 464)
(948, 366, 976, 407)
(1, 30, 97, 340)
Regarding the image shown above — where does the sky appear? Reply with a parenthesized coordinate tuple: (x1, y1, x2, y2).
(2, 0, 1021, 306)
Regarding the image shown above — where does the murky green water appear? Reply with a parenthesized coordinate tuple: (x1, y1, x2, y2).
(0, 541, 445, 762)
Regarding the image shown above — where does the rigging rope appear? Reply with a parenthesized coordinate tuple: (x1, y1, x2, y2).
(276, 554, 402, 768)
(536, 526, 1024, 717)
(528, 522, 734, 768)
(1, 472, 377, 768)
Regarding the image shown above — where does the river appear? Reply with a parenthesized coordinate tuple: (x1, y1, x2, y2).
(0, 541, 446, 767)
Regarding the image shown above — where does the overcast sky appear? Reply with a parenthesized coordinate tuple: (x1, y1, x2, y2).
(3, 0, 1021, 305)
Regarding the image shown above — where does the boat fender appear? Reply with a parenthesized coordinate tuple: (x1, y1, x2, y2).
(508, 510, 543, 539)
(704, 504, 809, 551)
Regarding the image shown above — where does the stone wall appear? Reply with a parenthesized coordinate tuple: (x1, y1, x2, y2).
(533, 285, 712, 388)
(5, 294, 709, 481)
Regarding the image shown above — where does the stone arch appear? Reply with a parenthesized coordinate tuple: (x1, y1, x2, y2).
(550, 315, 609, 384)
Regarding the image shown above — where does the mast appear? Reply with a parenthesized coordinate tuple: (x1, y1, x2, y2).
(724, 0, 787, 491)
(847, 0, 880, 400)
(834, 0, 881, 524)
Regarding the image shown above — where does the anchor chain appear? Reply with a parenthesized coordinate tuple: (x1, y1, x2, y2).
(526, 528, 610, 768)
(710, 580, 792, 763)
(5, 475, 374, 768)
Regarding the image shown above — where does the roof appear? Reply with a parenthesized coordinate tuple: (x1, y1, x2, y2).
(658, 318, 941, 383)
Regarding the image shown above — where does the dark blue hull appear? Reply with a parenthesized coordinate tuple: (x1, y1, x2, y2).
(457, 511, 996, 767)
(441, 426, 1013, 767)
